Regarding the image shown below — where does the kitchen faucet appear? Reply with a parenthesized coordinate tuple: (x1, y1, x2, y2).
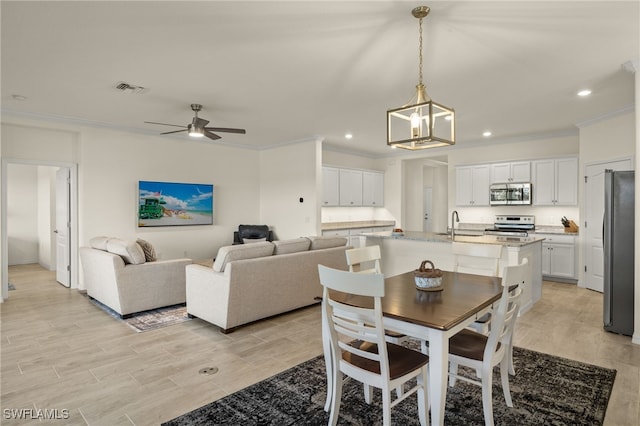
(451, 210, 460, 239)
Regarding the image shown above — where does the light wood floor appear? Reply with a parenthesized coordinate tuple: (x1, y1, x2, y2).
(2, 264, 639, 425)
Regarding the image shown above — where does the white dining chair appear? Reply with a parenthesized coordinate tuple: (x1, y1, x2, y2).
(451, 242, 503, 335)
(345, 245, 407, 403)
(318, 265, 430, 426)
(345, 245, 382, 274)
(447, 258, 527, 426)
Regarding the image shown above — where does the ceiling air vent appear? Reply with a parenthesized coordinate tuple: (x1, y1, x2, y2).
(114, 81, 147, 94)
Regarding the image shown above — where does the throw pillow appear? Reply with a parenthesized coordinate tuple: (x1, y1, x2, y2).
(308, 236, 348, 250)
(89, 236, 110, 251)
(273, 237, 311, 255)
(136, 238, 157, 262)
(212, 241, 274, 272)
(106, 238, 146, 265)
(243, 237, 267, 244)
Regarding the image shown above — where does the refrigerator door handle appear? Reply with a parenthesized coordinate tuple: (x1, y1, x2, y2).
(603, 172, 612, 327)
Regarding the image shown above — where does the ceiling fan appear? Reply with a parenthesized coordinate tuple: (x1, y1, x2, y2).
(145, 104, 246, 141)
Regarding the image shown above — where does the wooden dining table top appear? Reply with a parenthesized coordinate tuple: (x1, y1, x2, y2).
(329, 270, 503, 331)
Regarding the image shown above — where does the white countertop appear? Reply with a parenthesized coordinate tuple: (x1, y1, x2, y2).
(362, 231, 545, 247)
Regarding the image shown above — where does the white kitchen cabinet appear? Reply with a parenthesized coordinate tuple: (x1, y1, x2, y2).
(321, 167, 340, 206)
(362, 171, 384, 207)
(540, 234, 577, 280)
(456, 164, 490, 206)
(532, 157, 578, 206)
(339, 169, 363, 206)
(490, 161, 530, 183)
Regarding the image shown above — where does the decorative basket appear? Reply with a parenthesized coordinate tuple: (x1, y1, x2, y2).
(414, 260, 443, 290)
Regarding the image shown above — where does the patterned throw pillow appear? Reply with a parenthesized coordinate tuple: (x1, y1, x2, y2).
(136, 238, 157, 262)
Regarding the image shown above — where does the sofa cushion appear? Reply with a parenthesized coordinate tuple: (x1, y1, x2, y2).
(106, 238, 146, 265)
(136, 238, 157, 262)
(213, 241, 274, 272)
(89, 236, 110, 251)
(273, 237, 311, 255)
(308, 236, 348, 250)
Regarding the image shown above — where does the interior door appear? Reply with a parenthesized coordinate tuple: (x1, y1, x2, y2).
(423, 186, 433, 232)
(55, 167, 70, 287)
(584, 158, 632, 292)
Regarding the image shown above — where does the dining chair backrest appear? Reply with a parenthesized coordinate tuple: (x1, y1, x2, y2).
(452, 242, 503, 277)
(318, 264, 389, 378)
(346, 245, 381, 274)
(483, 258, 527, 361)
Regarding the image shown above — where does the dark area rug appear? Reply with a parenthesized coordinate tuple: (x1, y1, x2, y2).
(163, 346, 616, 426)
(89, 298, 191, 332)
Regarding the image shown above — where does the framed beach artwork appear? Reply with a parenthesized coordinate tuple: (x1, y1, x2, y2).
(138, 180, 214, 227)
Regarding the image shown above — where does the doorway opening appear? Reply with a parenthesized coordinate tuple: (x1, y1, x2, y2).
(1, 158, 78, 301)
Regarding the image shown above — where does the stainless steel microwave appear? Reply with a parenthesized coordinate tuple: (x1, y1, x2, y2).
(489, 182, 532, 205)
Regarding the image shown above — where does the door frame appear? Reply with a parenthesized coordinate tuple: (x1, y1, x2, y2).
(1, 158, 79, 301)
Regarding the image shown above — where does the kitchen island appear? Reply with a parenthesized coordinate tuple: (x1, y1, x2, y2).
(361, 231, 544, 313)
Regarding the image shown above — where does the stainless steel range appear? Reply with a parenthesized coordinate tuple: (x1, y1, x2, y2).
(485, 215, 535, 237)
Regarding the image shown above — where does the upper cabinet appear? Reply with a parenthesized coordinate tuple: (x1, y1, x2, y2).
(322, 166, 384, 207)
(362, 171, 384, 207)
(322, 167, 340, 206)
(339, 169, 363, 206)
(455, 164, 491, 206)
(490, 161, 530, 183)
(531, 157, 578, 206)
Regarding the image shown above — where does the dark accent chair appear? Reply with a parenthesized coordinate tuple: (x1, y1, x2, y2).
(233, 224, 274, 244)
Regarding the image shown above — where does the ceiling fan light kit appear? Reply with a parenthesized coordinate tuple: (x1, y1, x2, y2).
(145, 103, 246, 141)
(387, 5, 455, 150)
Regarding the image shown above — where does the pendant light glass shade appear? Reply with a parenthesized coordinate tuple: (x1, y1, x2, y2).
(387, 6, 455, 150)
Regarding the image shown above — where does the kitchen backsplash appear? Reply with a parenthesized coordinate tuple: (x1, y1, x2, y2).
(451, 205, 580, 227)
(321, 206, 395, 223)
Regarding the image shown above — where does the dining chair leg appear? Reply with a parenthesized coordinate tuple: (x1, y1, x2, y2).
(329, 370, 343, 426)
(481, 364, 494, 426)
(507, 335, 516, 375)
(449, 361, 459, 386)
(364, 384, 373, 404)
(417, 368, 429, 426)
(381, 387, 392, 426)
(500, 357, 514, 407)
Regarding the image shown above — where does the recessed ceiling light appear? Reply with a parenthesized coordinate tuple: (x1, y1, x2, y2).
(482, 131, 492, 137)
(577, 89, 592, 97)
(345, 133, 353, 139)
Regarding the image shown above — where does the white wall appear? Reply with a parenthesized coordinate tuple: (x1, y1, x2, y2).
(1, 118, 264, 290)
(260, 140, 321, 239)
(7, 164, 39, 265)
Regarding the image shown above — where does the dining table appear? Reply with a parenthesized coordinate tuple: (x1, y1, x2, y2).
(325, 269, 504, 426)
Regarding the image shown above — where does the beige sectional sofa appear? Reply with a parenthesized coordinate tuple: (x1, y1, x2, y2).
(80, 237, 192, 317)
(186, 236, 349, 333)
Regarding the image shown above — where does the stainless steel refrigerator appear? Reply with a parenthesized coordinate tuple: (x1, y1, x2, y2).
(603, 170, 635, 336)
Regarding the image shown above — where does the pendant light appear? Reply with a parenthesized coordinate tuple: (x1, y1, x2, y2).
(387, 6, 455, 150)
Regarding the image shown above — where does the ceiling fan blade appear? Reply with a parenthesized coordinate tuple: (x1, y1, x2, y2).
(144, 121, 187, 128)
(161, 129, 188, 135)
(204, 130, 222, 140)
(194, 117, 210, 127)
(204, 127, 246, 134)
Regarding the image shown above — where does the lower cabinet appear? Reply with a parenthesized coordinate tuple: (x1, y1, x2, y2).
(322, 226, 393, 248)
(540, 234, 577, 281)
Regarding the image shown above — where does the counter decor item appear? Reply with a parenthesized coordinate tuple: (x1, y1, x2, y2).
(561, 216, 579, 233)
(414, 260, 443, 291)
(392, 227, 404, 236)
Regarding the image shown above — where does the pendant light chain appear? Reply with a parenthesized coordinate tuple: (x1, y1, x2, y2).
(418, 16, 424, 87)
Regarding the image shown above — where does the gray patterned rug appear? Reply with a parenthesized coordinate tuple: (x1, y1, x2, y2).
(89, 298, 191, 332)
(163, 346, 615, 425)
